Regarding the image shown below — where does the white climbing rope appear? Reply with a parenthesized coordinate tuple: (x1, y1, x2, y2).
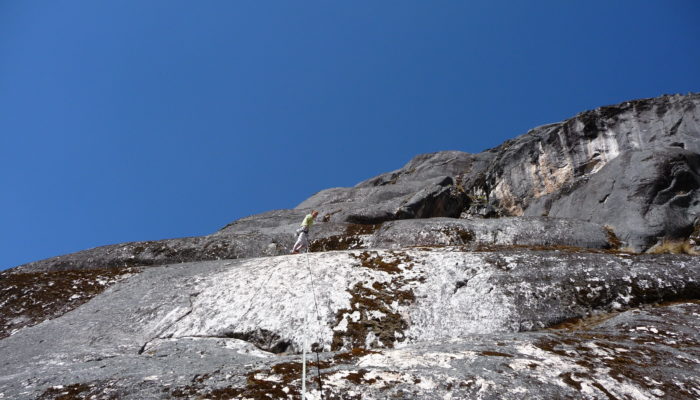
(302, 305, 307, 399)
(301, 247, 325, 400)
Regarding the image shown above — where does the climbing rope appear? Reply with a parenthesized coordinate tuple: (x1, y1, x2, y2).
(303, 247, 325, 399)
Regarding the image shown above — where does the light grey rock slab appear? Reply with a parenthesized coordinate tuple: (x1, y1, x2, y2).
(217, 209, 308, 234)
(13, 215, 614, 274)
(12, 228, 296, 273)
(3, 250, 696, 368)
(1, 301, 698, 399)
(369, 217, 612, 249)
(0, 261, 224, 374)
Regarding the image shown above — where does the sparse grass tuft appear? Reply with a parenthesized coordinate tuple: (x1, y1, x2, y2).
(603, 225, 622, 250)
(646, 239, 699, 255)
(331, 251, 420, 351)
(0, 268, 138, 339)
(473, 243, 636, 255)
(310, 223, 382, 252)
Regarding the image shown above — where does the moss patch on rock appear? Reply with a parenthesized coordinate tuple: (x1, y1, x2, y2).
(0, 267, 138, 339)
(38, 381, 120, 400)
(168, 360, 334, 400)
(331, 251, 422, 351)
(473, 243, 636, 255)
(333, 347, 380, 363)
(310, 223, 382, 252)
(646, 238, 700, 255)
(167, 348, 389, 400)
(535, 302, 700, 399)
(39, 383, 92, 400)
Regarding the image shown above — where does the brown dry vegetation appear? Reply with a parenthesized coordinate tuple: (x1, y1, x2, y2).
(646, 239, 700, 255)
(473, 243, 636, 255)
(39, 383, 92, 400)
(330, 251, 422, 351)
(604, 225, 622, 249)
(167, 346, 407, 400)
(537, 302, 700, 399)
(38, 381, 120, 400)
(310, 223, 382, 252)
(0, 267, 138, 339)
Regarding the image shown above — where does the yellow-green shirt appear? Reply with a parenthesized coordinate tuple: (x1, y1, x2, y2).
(301, 214, 315, 228)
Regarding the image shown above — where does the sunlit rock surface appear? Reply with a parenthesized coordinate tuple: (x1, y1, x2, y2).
(14, 216, 615, 273)
(0, 250, 698, 399)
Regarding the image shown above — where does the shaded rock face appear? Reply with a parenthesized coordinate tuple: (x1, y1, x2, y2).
(344, 93, 700, 251)
(473, 94, 700, 215)
(299, 174, 467, 224)
(299, 93, 700, 252)
(2, 93, 700, 399)
(526, 148, 700, 250)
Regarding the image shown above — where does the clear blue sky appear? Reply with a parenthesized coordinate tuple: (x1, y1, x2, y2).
(1, 1, 699, 270)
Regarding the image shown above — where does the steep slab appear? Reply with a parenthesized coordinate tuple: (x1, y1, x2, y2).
(3, 250, 698, 358)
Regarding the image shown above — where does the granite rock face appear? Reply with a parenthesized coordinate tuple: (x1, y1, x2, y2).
(0, 249, 698, 399)
(2, 93, 700, 399)
(15, 215, 614, 273)
(464, 94, 700, 215)
(343, 93, 700, 252)
(526, 147, 700, 250)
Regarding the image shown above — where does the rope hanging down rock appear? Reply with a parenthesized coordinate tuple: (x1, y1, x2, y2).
(302, 248, 325, 399)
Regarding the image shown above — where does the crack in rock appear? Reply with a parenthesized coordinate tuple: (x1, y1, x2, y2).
(138, 292, 199, 355)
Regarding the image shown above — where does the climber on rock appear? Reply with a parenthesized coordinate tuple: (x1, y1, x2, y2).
(291, 210, 319, 254)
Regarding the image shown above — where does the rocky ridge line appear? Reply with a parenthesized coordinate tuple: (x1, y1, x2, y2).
(11, 93, 700, 276)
